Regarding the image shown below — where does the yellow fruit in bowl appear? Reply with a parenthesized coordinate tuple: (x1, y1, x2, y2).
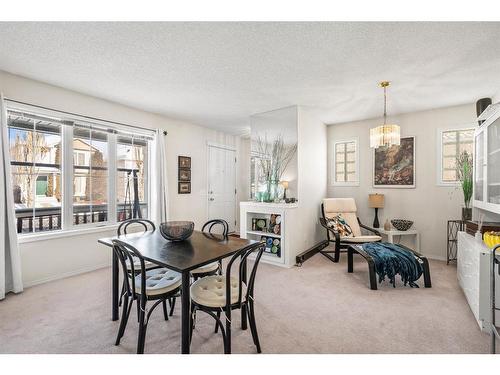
(485, 232, 496, 249)
(485, 232, 500, 249)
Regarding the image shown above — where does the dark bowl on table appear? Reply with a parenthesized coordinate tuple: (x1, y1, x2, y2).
(159, 221, 194, 241)
(391, 219, 413, 231)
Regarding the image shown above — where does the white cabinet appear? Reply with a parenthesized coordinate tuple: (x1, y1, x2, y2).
(474, 104, 500, 214)
(457, 231, 500, 330)
(240, 201, 298, 268)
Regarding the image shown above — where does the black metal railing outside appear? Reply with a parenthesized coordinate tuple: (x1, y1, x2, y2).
(15, 203, 147, 234)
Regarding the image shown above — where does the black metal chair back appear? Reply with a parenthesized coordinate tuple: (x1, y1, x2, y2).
(225, 241, 265, 308)
(117, 218, 156, 236)
(112, 239, 148, 300)
(202, 219, 229, 237)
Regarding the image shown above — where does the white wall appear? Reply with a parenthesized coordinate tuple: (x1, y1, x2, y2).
(289, 107, 327, 259)
(327, 103, 477, 260)
(0, 70, 244, 287)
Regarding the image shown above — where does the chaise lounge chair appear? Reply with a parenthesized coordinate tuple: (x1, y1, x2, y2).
(319, 198, 382, 263)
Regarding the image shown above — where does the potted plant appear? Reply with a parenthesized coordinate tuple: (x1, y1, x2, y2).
(456, 150, 473, 221)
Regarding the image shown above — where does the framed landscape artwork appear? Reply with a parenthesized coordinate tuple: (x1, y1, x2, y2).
(373, 136, 415, 188)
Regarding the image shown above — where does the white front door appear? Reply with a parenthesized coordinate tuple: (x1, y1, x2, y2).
(208, 145, 237, 233)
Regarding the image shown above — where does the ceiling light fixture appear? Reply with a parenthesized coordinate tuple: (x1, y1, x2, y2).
(370, 81, 400, 149)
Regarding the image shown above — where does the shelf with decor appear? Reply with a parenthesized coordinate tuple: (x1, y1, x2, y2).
(240, 201, 298, 267)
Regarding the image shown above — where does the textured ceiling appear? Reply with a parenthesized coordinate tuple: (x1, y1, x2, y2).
(1, 22, 499, 133)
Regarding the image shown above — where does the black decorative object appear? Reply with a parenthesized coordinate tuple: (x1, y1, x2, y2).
(369, 194, 384, 228)
(159, 221, 194, 241)
(178, 156, 191, 194)
(476, 98, 492, 125)
(391, 219, 413, 231)
(462, 207, 472, 221)
(373, 208, 380, 228)
(447, 220, 465, 265)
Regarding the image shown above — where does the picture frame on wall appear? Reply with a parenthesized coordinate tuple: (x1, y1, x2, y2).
(373, 136, 415, 188)
(178, 168, 191, 182)
(178, 156, 191, 169)
(178, 182, 191, 194)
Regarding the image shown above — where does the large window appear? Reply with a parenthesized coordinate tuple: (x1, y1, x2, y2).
(439, 128, 474, 184)
(7, 102, 153, 235)
(331, 139, 358, 186)
(9, 110, 63, 233)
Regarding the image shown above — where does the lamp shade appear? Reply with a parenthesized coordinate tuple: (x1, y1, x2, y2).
(280, 181, 289, 189)
(369, 193, 384, 208)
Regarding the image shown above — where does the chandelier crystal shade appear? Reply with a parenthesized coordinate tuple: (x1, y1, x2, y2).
(370, 81, 400, 149)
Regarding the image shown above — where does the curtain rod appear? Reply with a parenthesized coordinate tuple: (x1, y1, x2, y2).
(4, 98, 162, 135)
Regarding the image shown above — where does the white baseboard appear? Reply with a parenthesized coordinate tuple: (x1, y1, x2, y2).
(23, 262, 110, 288)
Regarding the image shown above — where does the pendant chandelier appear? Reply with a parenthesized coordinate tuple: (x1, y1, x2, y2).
(370, 81, 400, 149)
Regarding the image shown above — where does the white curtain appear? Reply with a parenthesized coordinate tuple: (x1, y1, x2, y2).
(151, 129, 168, 224)
(0, 94, 23, 300)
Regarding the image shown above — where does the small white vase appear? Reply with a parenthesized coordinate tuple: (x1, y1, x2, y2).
(475, 231, 483, 241)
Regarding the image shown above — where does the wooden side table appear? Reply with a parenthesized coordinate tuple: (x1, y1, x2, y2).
(378, 228, 420, 252)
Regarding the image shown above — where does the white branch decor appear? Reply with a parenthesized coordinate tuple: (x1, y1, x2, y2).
(255, 135, 297, 183)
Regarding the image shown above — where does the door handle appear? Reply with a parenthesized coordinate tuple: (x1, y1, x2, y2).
(209, 191, 214, 194)
(209, 198, 214, 201)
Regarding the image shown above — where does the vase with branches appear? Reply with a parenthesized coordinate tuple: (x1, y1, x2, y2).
(456, 150, 473, 221)
(255, 135, 297, 202)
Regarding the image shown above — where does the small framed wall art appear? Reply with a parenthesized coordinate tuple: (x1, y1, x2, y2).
(178, 155, 191, 194)
(178, 156, 191, 169)
(178, 168, 191, 182)
(178, 182, 191, 194)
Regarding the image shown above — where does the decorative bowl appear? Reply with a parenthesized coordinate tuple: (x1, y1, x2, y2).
(159, 221, 194, 241)
(391, 219, 413, 231)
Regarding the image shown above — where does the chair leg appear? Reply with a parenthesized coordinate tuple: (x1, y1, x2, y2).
(190, 305, 196, 344)
(247, 301, 261, 353)
(169, 297, 176, 316)
(162, 300, 169, 321)
(136, 298, 140, 322)
(224, 310, 231, 354)
(119, 281, 125, 307)
(137, 297, 147, 354)
(215, 311, 221, 333)
(115, 294, 132, 345)
(334, 245, 341, 263)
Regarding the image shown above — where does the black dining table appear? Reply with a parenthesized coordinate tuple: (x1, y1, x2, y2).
(98, 230, 256, 354)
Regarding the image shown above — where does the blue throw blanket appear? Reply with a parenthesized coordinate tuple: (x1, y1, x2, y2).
(361, 242, 423, 288)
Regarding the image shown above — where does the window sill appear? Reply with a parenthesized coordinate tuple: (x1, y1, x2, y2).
(17, 224, 119, 244)
(437, 181, 461, 187)
(331, 182, 360, 187)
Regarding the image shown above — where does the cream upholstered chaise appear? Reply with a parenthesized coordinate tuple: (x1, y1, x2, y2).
(320, 198, 381, 263)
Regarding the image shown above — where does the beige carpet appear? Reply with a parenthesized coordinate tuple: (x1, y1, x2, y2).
(0, 249, 490, 354)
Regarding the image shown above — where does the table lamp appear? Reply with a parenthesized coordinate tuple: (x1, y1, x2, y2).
(368, 193, 384, 228)
(281, 181, 289, 200)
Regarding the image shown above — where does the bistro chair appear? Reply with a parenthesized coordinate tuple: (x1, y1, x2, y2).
(112, 239, 182, 354)
(117, 219, 159, 272)
(190, 219, 229, 280)
(320, 198, 382, 263)
(189, 241, 265, 354)
(117, 219, 163, 311)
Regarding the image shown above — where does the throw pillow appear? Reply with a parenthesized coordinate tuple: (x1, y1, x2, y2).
(326, 214, 353, 237)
